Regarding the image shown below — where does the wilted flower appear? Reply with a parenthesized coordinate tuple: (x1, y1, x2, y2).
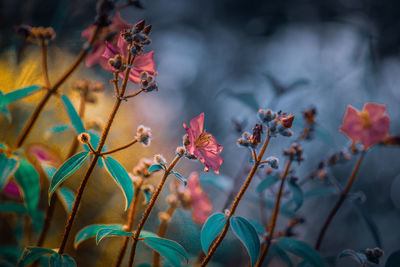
(183, 113, 223, 174)
(340, 103, 390, 150)
(186, 172, 212, 224)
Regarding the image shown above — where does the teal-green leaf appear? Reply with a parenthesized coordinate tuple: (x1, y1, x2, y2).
(270, 244, 294, 267)
(17, 247, 56, 267)
(74, 224, 123, 249)
(0, 245, 23, 265)
(338, 249, 367, 265)
(49, 152, 89, 202)
(0, 154, 19, 191)
(102, 156, 134, 210)
(57, 187, 75, 213)
(50, 253, 61, 267)
(287, 179, 303, 211)
(276, 238, 325, 267)
(142, 236, 189, 267)
(148, 164, 163, 173)
(200, 213, 227, 253)
(61, 95, 85, 134)
(142, 189, 151, 205)
(200, 173, 233, 192)
(0, 203, 28, 214)
(385, 250, 400, 267)
(170, 171, 187, 185)
(257, 175, 279, 193)
(227, 91, 259, 111)
(61, 254, 76, 267)
(230, 216, 261, 266)
(96, 229, 134, 244)
(14, 159, 40, 212)
(352, 202, 381, 247)
(45, 124, 72, 138)
(0, 85, 41, 107)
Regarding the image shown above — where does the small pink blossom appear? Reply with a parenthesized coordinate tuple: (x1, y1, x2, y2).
(26, 143, 63, 168)
(3, 181, 22, 200)
(82, 12, 132, 68)
(340, 103, 390, 150)
(183, 113, 223, 174)
(102, 34, 157, 83)
(187, 172, 212, 224)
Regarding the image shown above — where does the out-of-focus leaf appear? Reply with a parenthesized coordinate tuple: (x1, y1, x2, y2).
(142, 236, 189, 267)
(74, 224, 124, 248)
(226, 91, 259, 111)
(148, 164, 163, 173)
(269, 244, 294, 267)
(338, 249, 367, 265)
(49, 152, 89, 202)
(0, 154, 19, 191)
(315, 124, 333, 143)
(17, 247, 56, 267)
(248, 220, 265, 236)
(57, 187, 75, 213)
(230, 216, 260, 266)
(257, 175, 279, 193)
(276, 238, 325, 267)
(286, 179, 303, 212)
(170, 171, 187, 185)
(45, 124, 72, 138)
(50, 253, 61, 267)
(200, 173, 233, 192)
(303, 188, 337, 199)
(264, 199, 295, 217)
(96, 229, 133, 244)
(14, 159, 39, 213)
(102, 156, 134, 210)
(86, 131, 106, 154)
(385, 250, 400, 267)
(0, 203, 28, 214)
(201, 213, 227, 253)
(61, 94, 85, 134)
(352, 202, 381, 247)
(142, 190, 151, 205)
(0, 85, 40, 106)
(60, 254, 76, 267)
(0, 246, 22, 265)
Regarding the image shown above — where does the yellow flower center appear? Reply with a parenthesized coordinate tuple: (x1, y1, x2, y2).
(360, 110, 371, 128)
(195, 132, 212, 148)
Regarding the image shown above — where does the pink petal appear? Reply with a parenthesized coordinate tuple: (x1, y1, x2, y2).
(85, 41, 105, 68)
(361, 114, 390, 150)
(183, 123, 197, 155)
(110, 12, 132, 32)
(340, 105, 363, 143)
(198, 148, 223, 174)
(26, 143, 63, 167)
(133, 51, 156, 73)
(187, 172, 212, 224)
(362, 102, 387, 123)
(117, 34, 129, 59)
(190, 113, 205, 139)
(102, 41, 119, 60)
(81, 25, 95, 40)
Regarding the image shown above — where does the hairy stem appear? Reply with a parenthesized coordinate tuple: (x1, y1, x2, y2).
(101, 139, 138, 156)
(314, 152, 365, 250)
(128, 155, 181, 267)
(200, 134, 271, 267)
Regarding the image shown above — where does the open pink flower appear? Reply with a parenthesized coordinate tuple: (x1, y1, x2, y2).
(102, 34, 157, 83)
(187, 172, 212, 224)
(183, 113, 223, 173)
(340, 103, 390, 150)
(82, 12, 132, 68)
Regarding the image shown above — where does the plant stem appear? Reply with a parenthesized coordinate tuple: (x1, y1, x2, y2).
(314, 151, 365, 250)
(200, 134, 271, 267)
(40, 40, 51, 89)
(128, 155, 182, 267)
(152, 205, 177, 267)
(101, 139, 138, 156)
(14, 25, 101, 149)
(254, 159, 292, 267)
(114, 178, 144, 267)
(58, 54, 136, 254)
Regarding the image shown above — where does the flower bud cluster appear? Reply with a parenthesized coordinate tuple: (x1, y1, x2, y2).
(72, 79, 105, 104)
(135, 125, 152, 146)
(237, 124, 263, 148)
(139, 72, 158, 92)
(309, 161, 327, 180)
(327, 150, 351, 166)
(169, 182, 192, 210)
(108, 54, 125, 72)
(17, 25, 56, 44)
(301, 107, 317, 140)
(132, 158, 153, 178)
(121, 19, 152, 55)
(363, 248, 384, 264)
(284, 143, 304, 162)
(258, 109, 294, 137)
(265, 156, 279, 169)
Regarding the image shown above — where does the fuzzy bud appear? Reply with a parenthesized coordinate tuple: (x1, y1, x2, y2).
(108, 54, 124, 70)
(166, 194, 178, 206)
(183, 134, 190, 146)
(176, 146, 186, 157)
(153, 154, 167, 166)
(142, 24, 152, 35)
(266, 156, 279, 169)
(134, 19, 146, 33)
(281, 114, 295, 128)
(158, 211, 172, 222)
(77, 133, 90, 144)
(136, 125, 152, 146)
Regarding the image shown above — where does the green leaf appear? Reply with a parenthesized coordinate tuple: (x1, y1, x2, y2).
(0, 203, 28, 214)
(142, 189, 151, 205)
(60, 254, 76, 267)
(287, 179, 303, 212)
(14, 159, 40, 212)
(230, 216, 260, 266)
(0, 153, 19, 191)
(57, 187, 75, 213)
(0, 86, 40, 107)
(42, 165, 57, 179)
(61, 95, 85, 134)
(0, 246, 23, 265)
(85, 131, 105, 153)
(74, 224, 124, 249)
(49, 152, 89, 202)
(248, 220, 265, 236)
(276, 238, 325, 267)
(257, 175, 279, 193)
(96, 229, 134, 244)
(148, 164, 163, 173)
(170, 171, 187, 185)
(270, 244, 294, 267)
(303, 188, 337, 199)
(142, 236, 189, 267)
(352, 202, 381, 247)
(385, 250, 400, 267)
(227, 91, 259, 111)
(102, 157, 134, 211)
(200, 173, 233, 192)
(17, 247, 56, 267)
(200, 213, 227, 253)
(50, 253, 61, 267)
(45, 124, 72, 138)
(338, 249, 367, 265)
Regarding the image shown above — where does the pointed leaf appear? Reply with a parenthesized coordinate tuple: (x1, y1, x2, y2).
(96, 229, 134, 244)
(276, 238, 325, 267)
(1, 85, 40, 107)
(287, 179, 303, 212)
(45, 124, 72, 138)
(50, 253, 61, 267)
(102, 156, 134, 210)
(74, 224, 124, 248)
(270, 244, 294, 267)
(338, 249, 367, 265)
(200, 213, 227, 253)
(17, 247, 56, 266)
(170, 171, 187, 185)
(257, 175, 279, 193)
(230, 216, 261, 266)
(61, 254, 76, 267)
(248, 220, 265, 236)
(142, 190, 151, 205)
(385, 250, 400, 267)
(0, 106, 11, 121)
(148, 164, 163, 173)
(14, 159, 40, 212)
(49, 152, 89, 202)
(142, 236, 189, 267)
(57, 187, 75, 213)
(61, 95, 85, 134)
(0, 154, 19, 191)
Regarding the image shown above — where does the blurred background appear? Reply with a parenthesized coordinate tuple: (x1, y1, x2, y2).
(1, 0, 400, 266)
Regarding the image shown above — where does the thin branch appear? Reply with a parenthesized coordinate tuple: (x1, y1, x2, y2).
(101, 139, 138, 156)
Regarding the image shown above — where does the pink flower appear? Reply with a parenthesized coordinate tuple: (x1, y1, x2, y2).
(102, 34, 157, 83)
(26, 143, 63, 168)
(82, 12, 132, 68)
(3, 181, 22, 200)
(340, 103, 390, 150)
(187, 172, 212, 224)
(183, 113, 223, 174)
